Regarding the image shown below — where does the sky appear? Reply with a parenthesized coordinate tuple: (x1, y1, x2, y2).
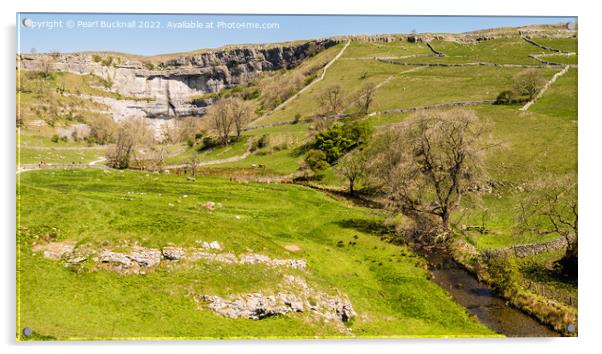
(16, 13, 577, 56)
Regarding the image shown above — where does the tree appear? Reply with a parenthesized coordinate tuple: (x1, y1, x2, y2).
(367, 109, 490, 236)
(188, 153, 200, 177)
(511, 69, 546, 100)
(86, 115, 118, 145)
(230, 97, 254, 138)
(515, 174, 578, 276)
(355, 83, 377, 115)
(106, 118, 154, 169)
(208, 98, 234, 145)
(307, 120, 373, 169)
(337, 149, 368, 196)
(318, 84, 345, 118)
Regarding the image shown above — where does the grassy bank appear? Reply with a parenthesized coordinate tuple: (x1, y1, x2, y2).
(17, 169, 496, 339)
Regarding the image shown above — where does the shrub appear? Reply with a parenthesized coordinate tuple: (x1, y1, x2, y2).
(293, 113, 302, 123)
(198, 136, 221, 151)
(251, 134, 270, 151)
(309, 121, 373, 165)
(304, 149, 330, 172)
(50, 134, 59, 143)
(86, 115, 117, 145)
(495, 90, 516, 105)
(101, 56, 114, 67)
(485, 254, 520, 295)
(511, 69, 546, 100)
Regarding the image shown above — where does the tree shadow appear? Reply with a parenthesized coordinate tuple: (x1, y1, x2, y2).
(335, 218, 395, 236)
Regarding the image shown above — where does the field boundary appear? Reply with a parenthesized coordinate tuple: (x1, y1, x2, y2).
(519, 34, 575, 54)
(377, 59, 562, 68)
(252, 40, 351, 126)
(519, 65, 571, 111)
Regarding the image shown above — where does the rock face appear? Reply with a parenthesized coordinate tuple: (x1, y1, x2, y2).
(17, 39, 337, 119)
(198, 275, 356, 323)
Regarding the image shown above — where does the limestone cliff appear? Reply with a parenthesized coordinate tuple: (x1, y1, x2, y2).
(17, 39, 338, 118)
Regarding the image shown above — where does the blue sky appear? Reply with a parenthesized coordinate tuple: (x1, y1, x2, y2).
(17, 13, 576, 56)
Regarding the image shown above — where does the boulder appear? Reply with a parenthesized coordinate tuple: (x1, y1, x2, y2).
(162, 246, 186, 260)
(128, 246, 161, 267)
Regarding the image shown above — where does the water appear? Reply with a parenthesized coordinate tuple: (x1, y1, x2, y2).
(417, 246, 559, 337)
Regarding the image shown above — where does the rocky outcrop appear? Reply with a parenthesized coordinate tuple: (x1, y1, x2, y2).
(196, 275, 355, 324)
(17, 39, 337, 119)
(32, 239, 307, 274)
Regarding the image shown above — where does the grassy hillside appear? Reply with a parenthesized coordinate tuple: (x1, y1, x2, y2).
(17, 169, 495, 339)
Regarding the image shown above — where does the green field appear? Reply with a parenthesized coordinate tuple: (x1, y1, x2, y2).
(530, 37, 578, 53)
(402, 37, 556, 64)
(17, 169, 495, 339)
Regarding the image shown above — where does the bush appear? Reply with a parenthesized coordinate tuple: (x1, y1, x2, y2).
(309, 121, 373, 165)
(485, 254, 520, 295)
(495, 90, 516, 105)
(304, 149, 330, 172)
(86, 115, 117, 145)
(198, 136, 221, 151)
(186, 138, 195, 148)
(251, 134, 270, 151)
(50, 134, 59, 143)
(511, 69, 546, 100)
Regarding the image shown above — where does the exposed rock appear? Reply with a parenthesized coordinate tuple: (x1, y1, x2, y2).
(239, 253, 306, 269)
(35, 240, 307, 273)
(284, 244, 302, 252)
(98, 250, 134, 266)
(161, 246, 186, 260)
(188, 251, 238, 264)
(208, 241, 222, 250)
(128, 246, 161, 267)
(97, 246, 161, 273)
(32, 241, 75, 260)
(17, 39, 338, 123)
(198, 275, 355, 324)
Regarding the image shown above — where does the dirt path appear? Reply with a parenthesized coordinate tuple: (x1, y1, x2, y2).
(89, 156, 107, 165)
(252, 40, 351, 126)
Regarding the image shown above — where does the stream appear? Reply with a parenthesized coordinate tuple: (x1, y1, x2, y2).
(415, 245, 559, 337)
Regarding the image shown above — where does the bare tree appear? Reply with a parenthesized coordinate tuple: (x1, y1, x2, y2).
(107, 125, 135, 169)
(336, 149, 368, 196)
(189, 154, 200, 177)
(86, 115, 118, 145)
(366, 109, 490, 237)
(512, 69, 546, 100)
(515, 174, 577, 274)
(145, 145, 167, 172)
(355, 83, 377, 115)
(318, 84, 345, 117)
(106, 118, 155, 169)
(230, 97, 254, 138)
(208, 98, 234, 145)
